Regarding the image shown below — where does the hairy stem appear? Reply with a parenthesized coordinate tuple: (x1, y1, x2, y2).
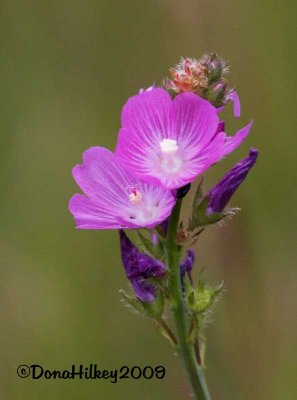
(166, 199, 212, 400)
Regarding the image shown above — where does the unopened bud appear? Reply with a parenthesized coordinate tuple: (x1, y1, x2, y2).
(163, 53, 239, 110)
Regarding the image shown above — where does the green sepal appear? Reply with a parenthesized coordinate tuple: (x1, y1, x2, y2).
(208, 67, 223, 84)
(188, 179, 204, 230)
(119, 290, 143, 313)
(141, 290, 164, 319)
(189, 181, 225, 228)
(120, 288, 165, 319)
(155, 318, 177, 348)
(188, 277, 224, 314)
(155, 223, 167, 238)
(187, 314, 199, 344)
(184, 272, 194, 294)
(137, 229, 164, 260)
(189, 180, 240, 231)
(205, 81, 227, 107)
(221, 207, 241, 220)
(191, 195, 225, 228)
(198, 333, 207, 368)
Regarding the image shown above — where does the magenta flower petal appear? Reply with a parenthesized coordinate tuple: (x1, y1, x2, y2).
(116, 89, 226, 189)
(223, 120, 253, 156)
(226, 90, 241, 117)
(69, 147, 175, 229)
(69, 194, 120, 229)
(216, 90, 240, 117)
(116, 88, 252, 190)
(171, 91, 219, 144)
(121, 88, 172, 144)
(216, 105, 225, 113)
(216, 121, 225, 133)
(139, 84, 155, 94)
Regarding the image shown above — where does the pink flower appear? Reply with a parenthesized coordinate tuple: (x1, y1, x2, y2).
(69, 147, 175, 229)
(115, 88, 252, 190)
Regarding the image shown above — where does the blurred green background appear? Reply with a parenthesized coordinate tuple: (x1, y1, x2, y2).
(1, 1, 296, 399)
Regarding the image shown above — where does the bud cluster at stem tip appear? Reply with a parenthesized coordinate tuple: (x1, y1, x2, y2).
(163, 53, 236, 109)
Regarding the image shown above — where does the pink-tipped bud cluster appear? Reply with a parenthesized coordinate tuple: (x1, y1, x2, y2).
(163, 53, 234, 109)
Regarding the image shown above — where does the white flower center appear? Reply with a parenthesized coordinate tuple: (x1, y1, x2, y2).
(160, 138, 179, 154)
(159, 138, 182, 174)
(129, 187, 143, 204)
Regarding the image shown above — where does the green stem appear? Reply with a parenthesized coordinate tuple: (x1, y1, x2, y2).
(166, 199, 212, 400)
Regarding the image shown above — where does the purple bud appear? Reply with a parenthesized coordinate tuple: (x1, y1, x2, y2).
(207, 148, 259, 213)
(180, 250, 195, 293)
(119, 230, 166, 303)
(213, 81, 226, 93)
(130, 277, 156, 303)
(200, 53, 229, 79)
(180, 250, 195, 280)
(150, 233, 158, 245)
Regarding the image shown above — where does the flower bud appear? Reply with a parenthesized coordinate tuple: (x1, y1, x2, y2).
(179, 250, 195, 292)
(207, 148, 258, 213)
(163, 56, 209, 96)
(180, 250, 195, 281)
(188, 279, 223, 314)
(119, 230, 166, 303)
(199, 53, 229, 83)
(163, 53, 234, 108)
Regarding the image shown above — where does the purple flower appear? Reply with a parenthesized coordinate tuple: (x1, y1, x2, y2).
(119, 230, 166, 302)
(69, 147, 175, 229)
(115, 88, 252, 190)
(207, 148, 258, 213)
